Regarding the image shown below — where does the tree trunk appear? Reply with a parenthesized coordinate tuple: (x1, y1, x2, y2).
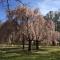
(22, 35, 25, 50)
(52, 41, 56, 46)
(36, 40, 39, 50)
(22, 39, 25, 50)
(28, 39, 31, 51)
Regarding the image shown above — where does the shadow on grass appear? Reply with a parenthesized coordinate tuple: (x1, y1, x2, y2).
(1, 47, 60, 60)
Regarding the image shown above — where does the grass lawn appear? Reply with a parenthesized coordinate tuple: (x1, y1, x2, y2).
(0, 46, 60, 60)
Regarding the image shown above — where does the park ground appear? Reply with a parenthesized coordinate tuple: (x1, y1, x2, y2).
(0, 45, 60, 60)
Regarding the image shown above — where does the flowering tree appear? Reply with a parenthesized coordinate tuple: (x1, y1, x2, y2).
(0, 5, 60, 51)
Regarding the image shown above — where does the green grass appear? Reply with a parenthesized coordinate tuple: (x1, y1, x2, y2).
(0, 46, 60, 60)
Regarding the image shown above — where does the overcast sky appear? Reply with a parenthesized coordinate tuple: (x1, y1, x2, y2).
(0, 0, 60, 22)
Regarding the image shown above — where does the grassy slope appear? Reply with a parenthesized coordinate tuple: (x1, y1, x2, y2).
(0, 46, 60, 60)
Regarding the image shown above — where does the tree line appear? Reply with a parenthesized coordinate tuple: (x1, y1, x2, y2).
(0, 0, 60, 51)
(0, 6, 60, 51)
